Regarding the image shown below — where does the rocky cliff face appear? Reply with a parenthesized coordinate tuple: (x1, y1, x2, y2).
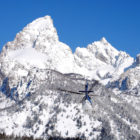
(136, 54, 140, 66)
(0, 15, 140, 140)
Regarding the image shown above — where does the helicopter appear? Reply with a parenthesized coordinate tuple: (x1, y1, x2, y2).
(79, 80, 93, 105)
(57, 80, 101, 105)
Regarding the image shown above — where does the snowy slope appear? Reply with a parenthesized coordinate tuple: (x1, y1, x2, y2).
(0, 69, 140, 140)
(7, 47, 48, 69)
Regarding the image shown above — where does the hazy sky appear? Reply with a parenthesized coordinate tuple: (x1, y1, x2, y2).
(0, 0, 139, 57)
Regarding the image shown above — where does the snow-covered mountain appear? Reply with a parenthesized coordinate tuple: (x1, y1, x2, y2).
(1, 15, 134, 82)
(1, 16, 75, 74)
(110, 54, 140, 96)
(74, 37, 134, 83)
(0, 15, 140, 140)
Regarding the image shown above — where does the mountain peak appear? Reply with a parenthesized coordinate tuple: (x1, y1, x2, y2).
(25, 15, 54, 31)
(100, 37, 108, 44)
(2, 15, 58, 52)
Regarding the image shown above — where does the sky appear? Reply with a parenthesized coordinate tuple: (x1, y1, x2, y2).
(0, 0, 139, 57)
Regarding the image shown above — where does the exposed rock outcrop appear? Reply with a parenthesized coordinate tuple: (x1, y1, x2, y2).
(136, 54, 140, 66)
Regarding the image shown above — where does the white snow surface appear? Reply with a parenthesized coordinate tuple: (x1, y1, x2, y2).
(8, 47, 48, 69)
